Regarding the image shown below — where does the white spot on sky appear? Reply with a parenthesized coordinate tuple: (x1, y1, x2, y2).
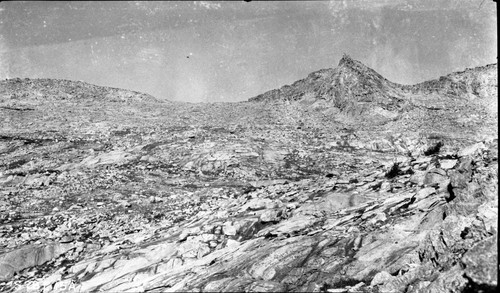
(195, 1, 221, 10)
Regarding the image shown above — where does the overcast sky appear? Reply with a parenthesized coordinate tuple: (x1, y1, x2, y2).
(0, 1, 497, 102)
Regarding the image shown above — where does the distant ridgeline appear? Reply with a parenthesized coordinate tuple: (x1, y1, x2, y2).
(0, 78, 161, 103)
(248, 54, 497, 120)
(249, 54, 497, 103)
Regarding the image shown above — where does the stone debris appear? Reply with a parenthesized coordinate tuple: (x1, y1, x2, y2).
(0, 58, 497, 292)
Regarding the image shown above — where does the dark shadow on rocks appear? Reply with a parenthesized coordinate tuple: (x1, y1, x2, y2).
(423, 141, 444, 156)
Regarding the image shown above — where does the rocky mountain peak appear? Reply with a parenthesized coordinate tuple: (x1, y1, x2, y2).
(335, 54, 388, 84)
(249, 55, 405, 123)
(337, 53, 361, 69)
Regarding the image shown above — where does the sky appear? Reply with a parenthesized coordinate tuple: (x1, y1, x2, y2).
(0, 1, 497, 102)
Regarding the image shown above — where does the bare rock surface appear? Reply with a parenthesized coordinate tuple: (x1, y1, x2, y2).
(0, 57, 497, 292)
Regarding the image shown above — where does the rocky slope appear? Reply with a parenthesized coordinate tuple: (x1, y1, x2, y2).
(0, 57, 497, 293)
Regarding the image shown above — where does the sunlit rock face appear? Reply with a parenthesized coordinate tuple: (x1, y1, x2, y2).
(0, 57, 497, 292)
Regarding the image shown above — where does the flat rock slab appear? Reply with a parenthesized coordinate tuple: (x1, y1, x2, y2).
(0, 242, 74, 281)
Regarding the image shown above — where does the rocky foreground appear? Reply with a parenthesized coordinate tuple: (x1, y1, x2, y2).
(0, 56, 497, 292)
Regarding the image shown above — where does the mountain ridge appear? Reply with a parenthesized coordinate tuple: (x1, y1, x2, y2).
(0, 78, 162, 104)
(248, 55, 496, 106)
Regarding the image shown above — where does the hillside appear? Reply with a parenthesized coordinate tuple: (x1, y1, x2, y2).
(0, 57, 497, 293)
